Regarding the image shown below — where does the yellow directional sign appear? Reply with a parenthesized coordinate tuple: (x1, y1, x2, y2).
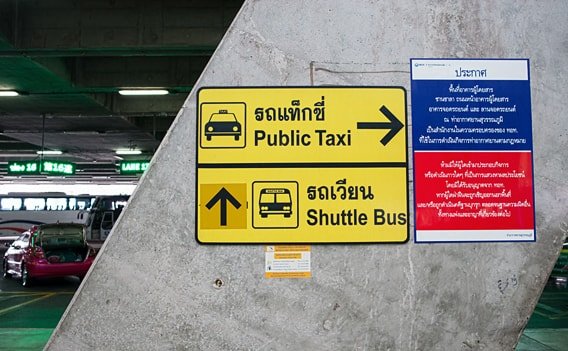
(196, 87, 408, 243)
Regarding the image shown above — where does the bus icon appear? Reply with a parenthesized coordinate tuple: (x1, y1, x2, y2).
(259, 188, 292, 218)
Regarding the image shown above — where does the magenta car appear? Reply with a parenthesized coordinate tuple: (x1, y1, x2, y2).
(2, 223, 96, 287)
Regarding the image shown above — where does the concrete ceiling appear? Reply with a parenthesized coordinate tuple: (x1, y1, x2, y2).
(0, 0, 243, 183)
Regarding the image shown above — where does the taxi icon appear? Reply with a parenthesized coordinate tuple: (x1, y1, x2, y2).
(204, 110, 241, 141)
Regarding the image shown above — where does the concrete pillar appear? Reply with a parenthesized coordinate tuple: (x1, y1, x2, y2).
(46, 1, 568, 350)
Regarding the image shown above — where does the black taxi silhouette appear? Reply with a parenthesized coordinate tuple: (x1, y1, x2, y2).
(205, 110, 241, 141)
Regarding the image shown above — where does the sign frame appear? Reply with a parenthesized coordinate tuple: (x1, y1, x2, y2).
(196, 86, 409, 245)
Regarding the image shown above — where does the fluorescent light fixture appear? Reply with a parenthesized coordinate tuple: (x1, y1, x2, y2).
(0, 153, 39, 157)
(118, 89, 169, 96)
(115, 149, 142, 155)
(0, 91, 19, 97)
(36, 150, 63, 155)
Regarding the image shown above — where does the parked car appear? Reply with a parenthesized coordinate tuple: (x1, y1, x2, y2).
(2, 223, 96, 287)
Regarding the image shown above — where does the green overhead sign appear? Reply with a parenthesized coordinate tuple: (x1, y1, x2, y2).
(119, 161, 150, 174)
(42, 161, 75, 175)
(8, 161, 40, 175)
(8, 160, 76, 176)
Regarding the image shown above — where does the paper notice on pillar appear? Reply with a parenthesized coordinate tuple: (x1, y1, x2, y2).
(411, 59, 535, 243)
(265, 245, 311, 278)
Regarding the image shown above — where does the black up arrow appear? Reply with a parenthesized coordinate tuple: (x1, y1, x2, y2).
(205, 187, 241, 226)
(357, 105, 404, 146)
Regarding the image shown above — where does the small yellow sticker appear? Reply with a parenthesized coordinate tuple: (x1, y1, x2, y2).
(265, 245, 311, 278)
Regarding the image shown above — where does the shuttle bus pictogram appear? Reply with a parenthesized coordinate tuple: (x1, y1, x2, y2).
(259, 188, 292, 218)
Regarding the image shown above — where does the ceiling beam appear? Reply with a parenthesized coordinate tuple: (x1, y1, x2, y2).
(0, 47, 216, 57)
(0, 0, 243, 52)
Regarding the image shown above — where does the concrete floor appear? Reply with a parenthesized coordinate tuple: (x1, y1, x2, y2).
(0, 275, 79, 351)
(0, 272, 566, 350)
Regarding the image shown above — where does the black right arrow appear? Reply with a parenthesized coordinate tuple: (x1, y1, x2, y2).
(205, 187, 241, 226)
(357, 105, 404, 146)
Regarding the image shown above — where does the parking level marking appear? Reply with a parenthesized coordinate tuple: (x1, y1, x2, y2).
(0, 293, 56, 317)
(0, 292, 46, 303)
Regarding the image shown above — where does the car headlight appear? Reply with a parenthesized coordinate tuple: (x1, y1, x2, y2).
(208, 126, 214, 132)
(283, 206, 290, 210)
(233, 126, 239, 132)
(261, 206, 268, 210)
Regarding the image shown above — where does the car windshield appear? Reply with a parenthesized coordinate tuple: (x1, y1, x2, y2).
(209, 113, 237, 122)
